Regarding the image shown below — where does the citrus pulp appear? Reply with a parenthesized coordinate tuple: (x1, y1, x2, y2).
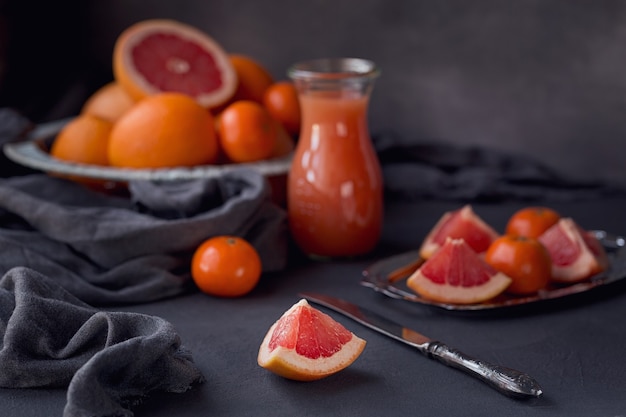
(538, 218, 609, 283)
(113, 19, 237, 109)
(408, 238, 512, 304)
(419, 205, 499, 259)
(258, 299, 366, 381)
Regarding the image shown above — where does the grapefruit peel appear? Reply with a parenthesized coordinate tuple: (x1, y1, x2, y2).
(257, 299, 366, 381)
(113, 19, 237, 109)
(408, 238, 512, 304)
(538, 218, 609, 283)
(419, 205, 499, 260)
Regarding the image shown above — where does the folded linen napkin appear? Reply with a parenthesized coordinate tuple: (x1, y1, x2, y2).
(0, 107, 288, 416)
(0, 266, 204, 417)
(374, 132, 626, 201)
(0, 171, 287, 306)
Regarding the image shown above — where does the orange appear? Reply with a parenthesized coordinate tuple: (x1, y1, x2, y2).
(113, 19, 237, 109)
(263, 81, 301, 136)
(485, 235, 552, 295)
(218, 100, 277, 162)
(506, 206, 561, 239)
(257, 299, 366, 381)
(81, 82, 135, 123)
(50, 114, 113, 166)
(191, 235, 262, 297)
(407, 238, 512, 304)
(108, 92, 219, 168)
(229, 54, 274, 103)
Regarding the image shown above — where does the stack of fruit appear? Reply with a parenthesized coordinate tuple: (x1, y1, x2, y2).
(406, 205, 609, 304)
(50, 19, 300, 170)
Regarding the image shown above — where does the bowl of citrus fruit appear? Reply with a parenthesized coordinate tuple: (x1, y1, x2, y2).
(3, 19, 299, 200)
(362, 205, 625, 311)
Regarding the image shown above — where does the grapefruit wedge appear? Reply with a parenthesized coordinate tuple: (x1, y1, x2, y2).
(419, 205, 499, 259)
(538, 218, 609, 283)
(407, 238, 512, 304)
(258, 299, 366, 381)
(113, 19, 237, 109)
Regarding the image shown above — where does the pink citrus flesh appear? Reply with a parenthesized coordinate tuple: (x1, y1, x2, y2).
(113, 19, 237, 108)
(408, 238, 512, 304)
(419, 205, 500, 259)
(257, 299, 366, 381)
(538, 218, 609, 283)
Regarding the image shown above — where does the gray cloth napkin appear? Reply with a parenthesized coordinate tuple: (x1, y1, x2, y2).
(0, 266, 204, 417)
(374, 133, 626, 201)
(0, 169, 287, 416)
(0, 172, 288, 306)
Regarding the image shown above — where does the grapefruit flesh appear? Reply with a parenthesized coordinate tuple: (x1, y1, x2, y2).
(538, 218, 609, 283)
(408, 238, 512, 304)
(419, 205, 499, 259)
(258, 299, 366, 381)
(113, 19, 237, 109)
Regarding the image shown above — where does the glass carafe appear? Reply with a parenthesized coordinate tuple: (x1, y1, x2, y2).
(287, 58, 383, 258)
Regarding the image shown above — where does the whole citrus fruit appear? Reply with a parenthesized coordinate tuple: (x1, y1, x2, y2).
(263, 81, 301, 136)
(506, 206, 561, 239)
(270, 119, 295, 158)
(81, 82, 135, 123)
(191, 235, 262, 297)
(258, 299, 366, 381)
(108, 92, 219, 168)
(485, 235, 552, 295)
(50, 115, 113, 166)
(218, 100, 277, 162)
(113, 19, 237, 109)
(229, 54, 274, 103)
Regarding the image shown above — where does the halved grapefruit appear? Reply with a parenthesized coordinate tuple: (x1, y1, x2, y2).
(407, 238, 512, 304)
(538, 218, 609, 283)
(258, 299, 366, 381)
(419, 205, 500, 259)
(113, 19, 237, 109)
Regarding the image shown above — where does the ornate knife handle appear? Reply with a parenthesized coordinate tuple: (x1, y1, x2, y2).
(426, 341, 543, 398)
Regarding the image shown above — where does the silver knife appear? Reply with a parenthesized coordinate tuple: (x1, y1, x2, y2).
(299, 292, 543, 399)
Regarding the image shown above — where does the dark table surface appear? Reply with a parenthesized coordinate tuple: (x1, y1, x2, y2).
(2, 196, 626, 416)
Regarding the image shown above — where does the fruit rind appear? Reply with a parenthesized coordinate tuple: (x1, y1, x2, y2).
(539, 218, 609, 283)
(113, 19, 237, 108)
(107, 92, 219, 168)
(419, 205, 499, 259)
(257, 299, 366, 381)
(408, 238, 512, 304)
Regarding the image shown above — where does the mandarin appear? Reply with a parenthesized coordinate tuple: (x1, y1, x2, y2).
(50, 114, 113, 166)
(270, 119, 295, 158)
(485, 235, 552, 295)
(229, 54, 274, 103)
(191, 236, 262, 298)
(263, 81, 301, 136)
(81, 82, 135, 123)
(506, 207, 561, 239)
(218, 100, 277, 163)
(108, 92, 219, 168)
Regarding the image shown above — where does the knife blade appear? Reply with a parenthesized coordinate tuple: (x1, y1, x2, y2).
(298, 292, 543, 399)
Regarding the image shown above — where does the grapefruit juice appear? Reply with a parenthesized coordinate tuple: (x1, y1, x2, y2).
(288, 59, 383, 258)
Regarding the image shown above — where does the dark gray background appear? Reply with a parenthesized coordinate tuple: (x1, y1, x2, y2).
(2, 0, 626, 181)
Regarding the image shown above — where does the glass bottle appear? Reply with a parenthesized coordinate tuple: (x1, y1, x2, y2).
(287, 58, 383, 258)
